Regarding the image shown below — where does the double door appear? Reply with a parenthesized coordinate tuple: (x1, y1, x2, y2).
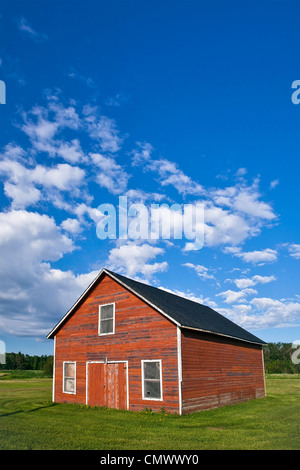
(87, 361, 128, 410)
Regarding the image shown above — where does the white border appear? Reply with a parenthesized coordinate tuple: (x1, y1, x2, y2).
(141, 359, 163, 401)
(98, 302, 115, 336)
(86, 360, 129, 410)
(63, 361, 76, 394)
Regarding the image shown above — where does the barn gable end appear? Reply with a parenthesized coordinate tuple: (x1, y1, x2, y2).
(52, 272, 180, 413)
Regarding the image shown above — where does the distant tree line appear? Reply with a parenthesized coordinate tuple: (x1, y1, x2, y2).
(0, 352, 53, 376)
(263, 343, 300, 374)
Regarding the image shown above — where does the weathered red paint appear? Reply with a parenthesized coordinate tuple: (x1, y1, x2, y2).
(181, 329, 265, 413)
(87, 362, 127, 409)
(52, 272, 266, 413)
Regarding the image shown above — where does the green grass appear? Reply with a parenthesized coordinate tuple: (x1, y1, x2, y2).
(0, 373, 299, 450)
(0, 369, 47, 380)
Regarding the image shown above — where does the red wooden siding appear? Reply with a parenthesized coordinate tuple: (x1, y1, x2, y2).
(54, 274, 179, 413)
(180, 329, 265, 413)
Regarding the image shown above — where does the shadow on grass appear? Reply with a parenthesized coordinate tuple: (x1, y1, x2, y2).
(0, 403, 56, 418)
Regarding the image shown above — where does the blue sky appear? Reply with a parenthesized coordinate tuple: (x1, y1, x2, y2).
(0, 0, 299, 355)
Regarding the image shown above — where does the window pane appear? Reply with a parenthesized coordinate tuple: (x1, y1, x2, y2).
(100, 318, 114, 334)
(144, 361, 160, 380)
(64, 362, 75, 377)
(64, 378, 75, 393)
(101, 304, 114, 320)
(144, 380, 161, 399)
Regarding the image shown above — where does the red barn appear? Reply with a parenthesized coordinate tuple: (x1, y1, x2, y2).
(47, 268, 266, 414)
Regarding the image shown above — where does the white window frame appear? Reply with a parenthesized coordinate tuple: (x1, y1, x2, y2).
(98, 302, 115, 336)
(63, 361, 76, 394)
(141, 359, 163, 401)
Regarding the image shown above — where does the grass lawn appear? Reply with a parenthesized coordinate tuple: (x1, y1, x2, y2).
(0, 371, 299, 450)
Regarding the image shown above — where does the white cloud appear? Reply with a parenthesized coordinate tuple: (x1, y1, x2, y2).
(90, 153, 130, 194)
(249, 297, 300, 329)
(288, 244, 300, 259)
(0, 158, 86, 209)
(4, 181, 41, 208)
(107, 242, 168, 279)
(16, 16, 48, 42)
(233, 190, 275, 220)
(124, 189, 166, 204)
(56, 139, 85, 163)
(131, 142, 154, 166)
(73, 203, 104, 224)
(22, 105, 56, 139)
(0, 210, 86, 338)
(47, 97, 81, 130)
(236, 167, 247, 177)
(148, 158, 204, 195)
(0, 143, 26, 161)
(203, 203, 255, 247)
(20, 99, 81, 157)
(224, 246, 278, 264)
(0, 265, 99, 339)
(183, 262, 215, 280)
(131, 143, 206, 196)
(270, 179, 279, 189)
(84, 109, 123, 153)
(216, 288, 257, 304)
(0, 210, 74, 261)
(31, 163, 85, 190)
(237, 248, 278, 264)
(211, 182, 276, 220)
(134, 151, 276, 248)
(61, 218, 82, 235)
(233, 274, 276, 289)
(217, 296, 300, 331)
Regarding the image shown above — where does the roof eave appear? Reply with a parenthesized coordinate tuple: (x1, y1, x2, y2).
(180, 324, 266, 346)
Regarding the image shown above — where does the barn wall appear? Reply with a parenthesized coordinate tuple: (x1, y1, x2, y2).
(181, 329, 265, 413)
(54, 274, 179, 413)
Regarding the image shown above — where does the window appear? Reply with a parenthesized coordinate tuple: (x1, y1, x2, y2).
(63, 361, 76, 394)
(98, 303, 115, 335)
(142, 360, 163, 400)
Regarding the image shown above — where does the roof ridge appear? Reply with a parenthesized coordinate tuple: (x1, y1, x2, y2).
(104, 269, 265, 344)
(104, 268, 209, 307)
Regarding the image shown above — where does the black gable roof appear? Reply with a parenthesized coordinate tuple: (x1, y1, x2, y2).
(106, 269, 266, 346)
